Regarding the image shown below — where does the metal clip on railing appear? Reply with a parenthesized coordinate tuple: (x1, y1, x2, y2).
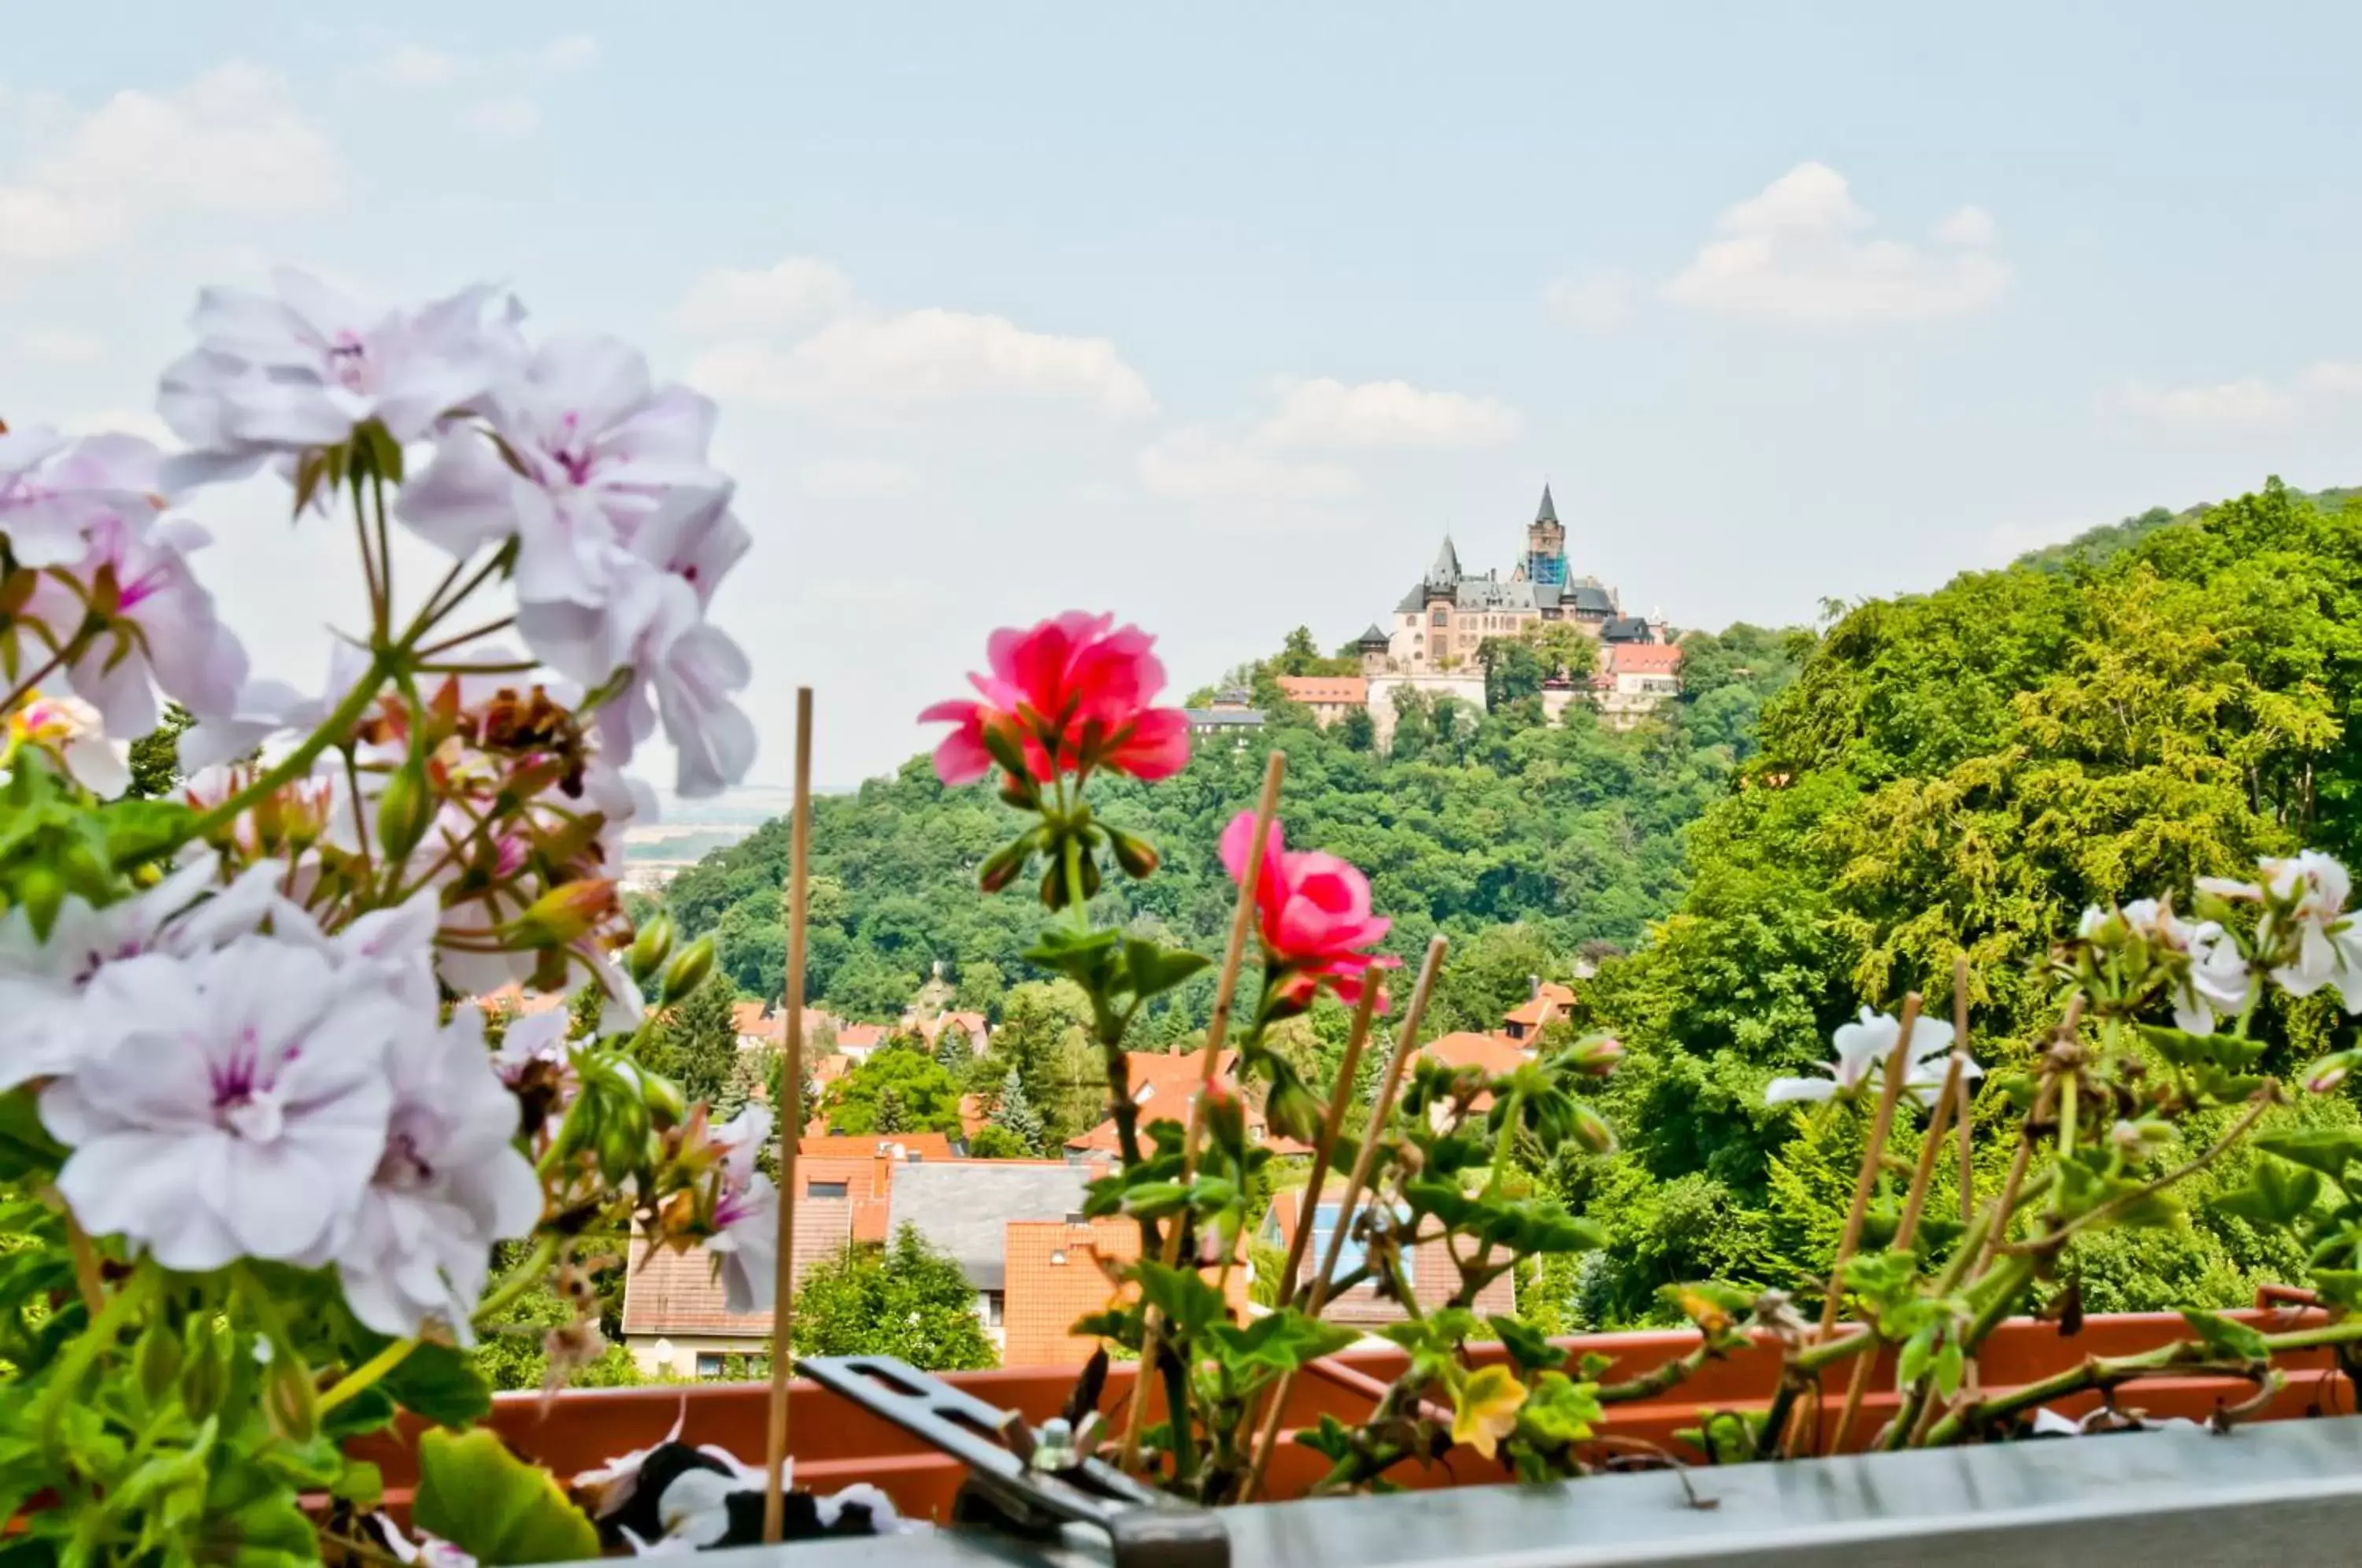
(799, 1355, 1230, 1568)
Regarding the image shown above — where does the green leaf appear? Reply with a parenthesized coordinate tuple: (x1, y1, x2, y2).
(319, 1384, 398, 1443)
(1402, 1179, 1474, 1227)
(1932, 1339, 1965, 1400)
(0, 1087, 65, 1181)
(1124, 937, 1212, 1000)
(1136, 1261, 1227, 1337)
(2258, 1130, 2362, 1185)
(1897, 1324, 1937, 1388)
(2216, 1159, 2322, 1226)
(2179, 1310, 2270, 1364)
(1205, 1310, 1358, 1378)
(1489, 1315, 1568, 1374)
(2136, 1023, 2265, 1071)
(412, 1428, 601, 1565)
(1514, 1370, 1603, 1447)
(379, 1341, 492, 1427)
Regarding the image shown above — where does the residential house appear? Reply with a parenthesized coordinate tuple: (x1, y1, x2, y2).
(619, 1195, 852, 1378)
(1260, 1178, 1516, 1327)
(1185, 686, 1266, 740)
(1595, 641, 1683, 731)
(1002, 1215, 1252, 1368)
(729, 1000, 773, 1050)
(833, 1023, 890, 1063)
(906, 1008, 989, 1056)
(1273, 675, 1369, 729)
(884, 1160, 1095, 1348)
(1502, 982, 1577, 1043)
(1063, 1048, 1312, 1163)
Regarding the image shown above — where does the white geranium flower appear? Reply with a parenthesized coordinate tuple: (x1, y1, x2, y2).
(41, 936, 405, 1270)
(397, 334, 724, 605)
(1766, 1007, 1956, 1107)
(157, 269, 509, 490)
(327, 1004, 541, 1342)
(0, 427, 168, 569)
(702, 1104, 778, 1314)
(6, 692, 129, 797)
(2202, 852, 2362, 1009)
(24, 508, 247, 738)
(583, 575, 757, 800)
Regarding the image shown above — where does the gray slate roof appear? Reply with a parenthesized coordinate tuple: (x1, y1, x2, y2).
(1535, 484, 1557, 524)
(1564, 584, 1616, 615)
(1357, 623, 1390, 648)
(1601, 616, 1652, 642)
(886, 1162, 1092, 1290)
(1186, 708, 1268, 728)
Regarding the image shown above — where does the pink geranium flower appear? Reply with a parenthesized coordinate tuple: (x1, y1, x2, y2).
(1220, 812, 1398, 1011)
(919, 612, 1190, 787)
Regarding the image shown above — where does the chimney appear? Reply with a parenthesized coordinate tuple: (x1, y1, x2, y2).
(1529, 974, 1542, 1000)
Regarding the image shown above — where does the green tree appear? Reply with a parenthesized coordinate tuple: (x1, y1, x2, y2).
(1478, 637, 1543, 708)
(987, 1065, 1046, 1155)
(124, 704, 194, 799)
(790, 1226, 998, 1370)
(933, 1022, 974, 1077)
(824, 1050, 963, 1135)
(954, 960, 1006, 1017)
(964, 1124, 1031, 1159)
(645, 972, 740, 1109)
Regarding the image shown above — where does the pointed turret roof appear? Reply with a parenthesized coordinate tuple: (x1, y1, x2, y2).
(1357, 623, 1390, 649)
(1535, 484, 1558, 525)
(1427, 535, 1462, 585)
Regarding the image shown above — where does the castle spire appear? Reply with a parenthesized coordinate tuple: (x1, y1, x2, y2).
(1427, 534, 1462, 585)
(1535, 483, 1557, 525)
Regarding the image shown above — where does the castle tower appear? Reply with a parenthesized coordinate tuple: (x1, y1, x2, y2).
(1526, 484, 1567, 588)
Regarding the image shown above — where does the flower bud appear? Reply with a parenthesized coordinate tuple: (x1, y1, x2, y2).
(982, 719, 1033, 788)
(503, 878, 619, 948)
(135, 1322, 183, 1403)
(639, 1069, 688, 1128)
(1568, 1035, 1625, 1078)
(628, 913, 676, 985)
(658, 937, 714, 1005)
(262, 1352, 320, 1443)
(979, 838, 1031, 895)
(12, 865, 66, 940)
(374, 752, 434, 865)
(2305, 1052, 2359, 1096)
(1571, 1104, 1617, 1155)
(998, 771, 1040, 811)
(1108, 826, 1161, 881)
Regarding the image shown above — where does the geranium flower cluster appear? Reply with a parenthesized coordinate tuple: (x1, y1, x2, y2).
(0, 852, 536, 1340)
(156, 268, 756, 800)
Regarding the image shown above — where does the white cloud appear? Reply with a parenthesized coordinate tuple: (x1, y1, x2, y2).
(464, 96, 541, 138)
(0, 64, 343, 263)
(539, 35, 602, 72)
(1252, 377, 1522, 450)
(796, 457, 923, 499)
(1544, 272, 1633, 332)
(1934, 205, 1999, 247)
(375, 43, 463, 87)
(1138, 428, 1356, 501)
(16, 327, 105, 364)
(1661, 161, 2008, 325)
(2108, 360, 2362, 427)
(675, 258, 858, 337)
(693, 308, 1153, 416)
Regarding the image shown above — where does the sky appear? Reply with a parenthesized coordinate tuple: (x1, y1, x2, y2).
(9, 2, 2362, 786)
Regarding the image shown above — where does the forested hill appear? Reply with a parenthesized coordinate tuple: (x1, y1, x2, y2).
(2014, 482, 2360, 574)
(1570, 477, 2362, 1326)
(658, 623, 1806, 1041)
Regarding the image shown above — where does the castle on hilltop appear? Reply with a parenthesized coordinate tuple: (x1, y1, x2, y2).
(1367, 485, 1666, 676)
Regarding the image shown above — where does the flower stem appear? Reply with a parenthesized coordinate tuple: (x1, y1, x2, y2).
(473, 1233, 561, 1325)
(320, 1337, 416, 1413)
(155, 652, 392, 867)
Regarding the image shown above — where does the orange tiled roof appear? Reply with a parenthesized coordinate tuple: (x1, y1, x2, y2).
(795, 1155, 895, 1243)
(1062, 1048, 1312, 1156)
(914, 1011, 988, 1047)
(1001, 1216, 1251, 1368)
(798, 1132, 957, 1163)
(1503, 982, 1577, 1028)
(618, 1200, 851, 1339)
(957, 1093, 988, 1138)
(1422, 1031, 1530, 1076)
(1275, 675, 1368, 707)
(1608, 642, 1683, 675)
(812, 1053, 853, 1085)
(835, 1024, 888, 1052)
(475, 984, 570, 1018)
(730, 1000, 772, 1037)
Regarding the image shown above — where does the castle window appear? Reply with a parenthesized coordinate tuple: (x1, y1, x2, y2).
(1431, 608, 1447, 627)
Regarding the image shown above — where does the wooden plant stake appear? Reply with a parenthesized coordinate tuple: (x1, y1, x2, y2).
(1782, 993, 1920, 1459)
(761, 688, 814, 1544)
(1116, 752, 1285, 1474)
(1953, 956, 1979, 1397)
(1242, 935, 1448, 1500)
(1232, 981, 1382, 1500)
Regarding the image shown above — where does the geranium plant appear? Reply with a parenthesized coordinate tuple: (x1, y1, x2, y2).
(0, 272, 895, 1561)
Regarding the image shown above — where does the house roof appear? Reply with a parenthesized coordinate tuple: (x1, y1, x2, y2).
(957, 1093, 988, 1138)
(797, 1155, 894, 1243)
(1357, 623, 1391, 649)
(1422, 1031, 1531, 1077)
(1504, 982, 1578, 1028)
(798, 1131, 957, 1163)
(1063, 1048, 1313, 1157)
(886, 1162, 1094, 1291)
(913, 1010, 987, 1048)
(812, 1052, 853, 1085)
(618, 1200, 851, 1339)
(1275, 675, 1368, 707)
(835, 1023, 888, 1052)
(1601, 616, 1653, 642)
(475, 984, 570, 1019)
(1427, 535, 1462, 586)
(1184, 708, 1267, 727)
(1609, 642, 1683, 675)
(1564, 584, 1616, 615)
(1001, 1216, 1253, 1368)
(730, 1000, 772, 1037)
